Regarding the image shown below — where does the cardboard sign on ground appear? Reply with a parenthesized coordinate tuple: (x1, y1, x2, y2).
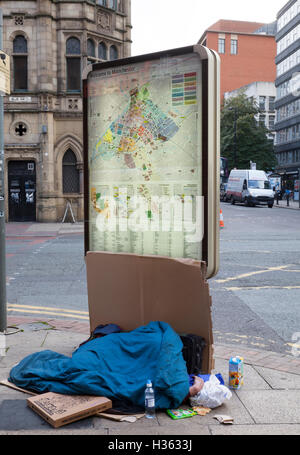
(27, 392, 112, 428)
(86, 251, 214, 374)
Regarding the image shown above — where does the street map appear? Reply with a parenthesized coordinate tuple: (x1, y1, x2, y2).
(87, 52, 203, 259)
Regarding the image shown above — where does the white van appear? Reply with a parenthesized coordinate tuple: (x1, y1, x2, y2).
(226, 169, 274, 208)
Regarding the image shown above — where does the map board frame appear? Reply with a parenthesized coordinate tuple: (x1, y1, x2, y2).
(0, 50, 10, 95)
(82, 44, 220, 279)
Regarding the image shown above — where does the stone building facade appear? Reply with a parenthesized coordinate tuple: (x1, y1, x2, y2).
(1, 0, 132, 222)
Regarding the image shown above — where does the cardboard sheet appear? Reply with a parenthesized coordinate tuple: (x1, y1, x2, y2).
(27, 392, 112, 428)
(86, 251, 214, 373)
(0, 379, 37, 395)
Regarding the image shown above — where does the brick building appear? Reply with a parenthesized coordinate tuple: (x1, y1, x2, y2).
(1, 0, 132, 222)
(198, 20, 277, 101)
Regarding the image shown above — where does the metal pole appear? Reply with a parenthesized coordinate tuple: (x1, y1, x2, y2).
(233, 108, 237, 168)
(0, 9, 7, 333)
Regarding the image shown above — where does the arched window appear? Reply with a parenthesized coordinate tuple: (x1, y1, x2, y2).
(62, 149, 80, 193)
(87, 39, 95, 58)
(87, 39, 96, 64)
(98, 42, 107, 60)
(66, 37, 81, 55)
(66, 37, 81, 91)
(13, 35, 28, 91)
(110, 45, 118, 61)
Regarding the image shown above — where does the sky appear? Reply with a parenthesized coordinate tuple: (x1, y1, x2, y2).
(131, 0, 288, 56)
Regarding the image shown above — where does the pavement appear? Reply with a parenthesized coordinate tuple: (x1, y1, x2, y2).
(273, 198, 300, 210)
(1, 215, 300, 436)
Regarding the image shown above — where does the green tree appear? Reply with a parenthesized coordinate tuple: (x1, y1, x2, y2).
(221, 92, 277, 172)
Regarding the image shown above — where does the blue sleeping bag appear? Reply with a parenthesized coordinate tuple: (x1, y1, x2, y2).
(9, 321, 190, 409)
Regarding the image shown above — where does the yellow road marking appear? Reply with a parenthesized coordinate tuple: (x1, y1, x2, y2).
(286, 342, 300, 349)
(216, 264, 293, 284)
(8, 303, 89, 315)
(280, 270, 300, 273)
(7, 308, 89, 320)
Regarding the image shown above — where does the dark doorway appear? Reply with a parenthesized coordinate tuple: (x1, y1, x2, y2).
(8, 161, 36, 222)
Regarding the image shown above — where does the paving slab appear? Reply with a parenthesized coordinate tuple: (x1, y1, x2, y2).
(237, 390, 300, 424)
(41, 330, 87, 354)
(253, 365, 300, 390)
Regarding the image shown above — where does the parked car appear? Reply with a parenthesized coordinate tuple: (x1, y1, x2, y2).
(226, 169, 274, 208)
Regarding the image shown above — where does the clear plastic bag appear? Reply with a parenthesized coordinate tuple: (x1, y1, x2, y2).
(189, 375, 232, 409)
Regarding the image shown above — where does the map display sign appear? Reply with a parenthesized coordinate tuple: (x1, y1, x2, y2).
(83, 45, 220, 278)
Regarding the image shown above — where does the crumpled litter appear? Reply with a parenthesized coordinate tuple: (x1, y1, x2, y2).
(213, 414, 234, 424)
(189, 374, 232, 409)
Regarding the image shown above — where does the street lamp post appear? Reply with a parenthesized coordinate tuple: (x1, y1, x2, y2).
(233, 108, 238, 169)
(228, 106, 238, 168)
(0, 9, 7, 333)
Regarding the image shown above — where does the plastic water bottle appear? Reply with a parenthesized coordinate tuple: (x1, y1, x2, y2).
(145, 379, 155, 418)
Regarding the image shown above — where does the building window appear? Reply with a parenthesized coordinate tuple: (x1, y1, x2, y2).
(277, 1, 300, 32)
(107, 0, 116, 8)
(14, 15, 24, 26)
(62, 149, 80, 194)
(218, 38, 225, 54)
(66, 37, 81, 92)
(98, 42, 107, 60)
(231, 39, 238, 55)
(13, 35, 28, 91)
(117, 0, 124, 12)
(259, 114, 266, 126)
(87, 39, 96, 64)
(268, 96, 275, 112)
(269, 115, 275, 130)
(259, 96, 266, 111)
(14, 122, 27, 137)
(110, 45, 118, 60)
(87, 39, 95, 58)
(96, 0, 117, 8)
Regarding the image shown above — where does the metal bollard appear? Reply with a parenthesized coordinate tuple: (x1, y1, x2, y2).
(287, 194, 290, 207)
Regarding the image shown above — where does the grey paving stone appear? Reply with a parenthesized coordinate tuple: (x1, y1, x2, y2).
(237, 390, 300, 424)
(253, 365, 300, 390)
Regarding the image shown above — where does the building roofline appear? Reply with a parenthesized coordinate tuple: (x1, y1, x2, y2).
(198, 29, 276, 44)
(198, 19, 276, 43)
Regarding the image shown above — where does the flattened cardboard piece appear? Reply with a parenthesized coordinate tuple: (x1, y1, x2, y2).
(27, 392, 112, 428)
(86, 251, 214, 374)
(0, 379, 37, 395)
